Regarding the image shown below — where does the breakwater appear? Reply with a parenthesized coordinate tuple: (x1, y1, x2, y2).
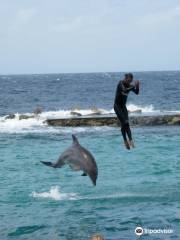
(46, 114, 180, 127)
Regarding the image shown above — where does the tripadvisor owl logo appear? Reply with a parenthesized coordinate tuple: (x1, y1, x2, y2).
(135, 226, 144, 236)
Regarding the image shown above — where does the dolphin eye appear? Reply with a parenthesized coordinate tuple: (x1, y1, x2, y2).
(83, 153, 88, 159)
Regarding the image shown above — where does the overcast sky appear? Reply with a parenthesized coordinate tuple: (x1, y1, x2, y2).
(0, 0, 180, 74)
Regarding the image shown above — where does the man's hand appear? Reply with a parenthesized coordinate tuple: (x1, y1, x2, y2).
(134, 80, 140, 88)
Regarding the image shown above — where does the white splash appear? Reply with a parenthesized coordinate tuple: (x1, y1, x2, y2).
(0, 114, 46, 133)
(31, 186, 78, 201)
(127, 103, 155, 113)
(41, 108, 110, 118)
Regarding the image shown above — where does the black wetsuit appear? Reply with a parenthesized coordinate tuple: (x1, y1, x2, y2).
(114, 80, 139, 141)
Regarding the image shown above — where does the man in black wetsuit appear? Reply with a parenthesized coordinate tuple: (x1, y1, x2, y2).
(114, 73, 140, 149)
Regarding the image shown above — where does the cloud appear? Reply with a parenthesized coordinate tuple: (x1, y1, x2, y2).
(7, 8, 38, 34)
(0, 0, 180, 73)
(138, 4, 180, 27)
(52, 16, 83, 33)
(17, 8, 37, 22)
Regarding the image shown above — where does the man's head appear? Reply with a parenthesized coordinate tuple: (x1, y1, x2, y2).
(91, 235, 104, 240)
(124, 73, 133, 84)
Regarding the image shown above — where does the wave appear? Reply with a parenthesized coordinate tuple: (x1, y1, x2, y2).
(40, 104, 156, 117)
(0, 115, 113, 134)
(0, 114, 47, 134)
(0, 104, 179, 133)
(8, 225, 46, 237)
(127, 103, 154, 113)
(30, 186, 151, 202)
(31, 186, 78, 201)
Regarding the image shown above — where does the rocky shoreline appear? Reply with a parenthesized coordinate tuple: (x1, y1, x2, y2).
(46, 114, 180, 127)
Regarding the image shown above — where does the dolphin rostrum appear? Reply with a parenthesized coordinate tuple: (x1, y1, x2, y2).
(40, 135, 98, 186)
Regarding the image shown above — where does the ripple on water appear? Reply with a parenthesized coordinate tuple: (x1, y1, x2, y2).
(8, 225, 47, 236)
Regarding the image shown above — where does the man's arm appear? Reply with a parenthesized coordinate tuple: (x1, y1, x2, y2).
(117, 81, 124, 93)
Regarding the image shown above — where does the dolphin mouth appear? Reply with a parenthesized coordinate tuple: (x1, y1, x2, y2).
(90, 174, 97, 186)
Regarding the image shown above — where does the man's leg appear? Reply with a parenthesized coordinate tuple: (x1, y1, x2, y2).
(121, 124, 130, 149)
(121, 125, 127, 141)
(123, 107, 135, 148)
(124, 123, 132, 140)
(124, 123, 134, 147)
(114, 104, 130, 149)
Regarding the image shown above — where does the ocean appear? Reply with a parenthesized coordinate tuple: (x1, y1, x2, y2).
(0, 71, 180, 239)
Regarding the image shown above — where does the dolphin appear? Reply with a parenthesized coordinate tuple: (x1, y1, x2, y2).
(40, 135, 98, 186)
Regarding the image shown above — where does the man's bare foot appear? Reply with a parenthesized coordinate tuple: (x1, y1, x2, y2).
(129, 140, 135, 148)
(124, 140, 130, 150)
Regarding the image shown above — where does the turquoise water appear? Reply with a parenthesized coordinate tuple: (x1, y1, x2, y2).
(1, 126, 180, 239)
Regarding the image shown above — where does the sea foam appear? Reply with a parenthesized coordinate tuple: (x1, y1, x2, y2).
(31, 186, 78, 201)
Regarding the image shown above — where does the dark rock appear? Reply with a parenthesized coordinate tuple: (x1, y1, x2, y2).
(168, 116, 180, 125)
(19, 114, 34, 120)
(70, 111, 82, 116)
(5, 114, 16, 119)
(33, 107, 43, 115)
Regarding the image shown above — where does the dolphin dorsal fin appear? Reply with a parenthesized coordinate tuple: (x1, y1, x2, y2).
(72, 134, 79, 145)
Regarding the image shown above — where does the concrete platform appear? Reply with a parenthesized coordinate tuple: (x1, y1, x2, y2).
(46, 114, 180, 127)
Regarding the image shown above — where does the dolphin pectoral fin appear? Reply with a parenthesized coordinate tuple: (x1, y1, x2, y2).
(40, 161, 55, 168)
(81, 172, 87, 176)
(69, 163, 81, 171)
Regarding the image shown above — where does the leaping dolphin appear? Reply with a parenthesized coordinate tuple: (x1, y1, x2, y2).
(40, 135, 98, 186)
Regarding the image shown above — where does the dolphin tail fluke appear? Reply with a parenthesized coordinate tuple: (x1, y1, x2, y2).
(40, 161, 55, 168)
(72, 134, 79, 145)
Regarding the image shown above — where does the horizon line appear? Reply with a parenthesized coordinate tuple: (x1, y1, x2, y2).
(0, 69, 180, 76)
